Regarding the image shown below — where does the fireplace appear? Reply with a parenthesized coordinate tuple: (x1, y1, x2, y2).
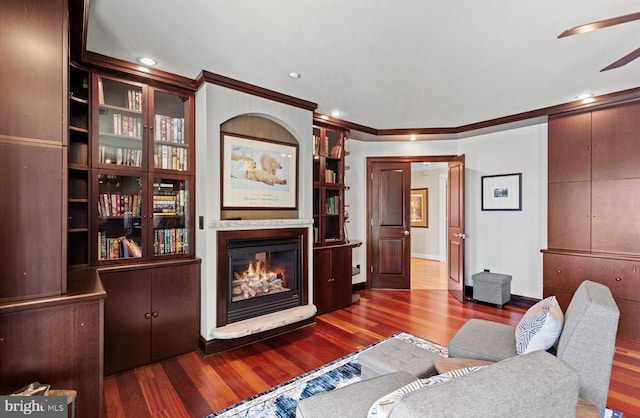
(216, 228, 309, 328)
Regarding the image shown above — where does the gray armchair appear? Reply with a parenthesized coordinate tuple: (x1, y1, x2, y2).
(448, 280, 620, 410)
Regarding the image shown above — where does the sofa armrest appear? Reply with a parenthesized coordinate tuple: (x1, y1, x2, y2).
(390, 351, 579, 418)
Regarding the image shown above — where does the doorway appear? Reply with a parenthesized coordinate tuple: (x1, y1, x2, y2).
(409, 162, 448, 290)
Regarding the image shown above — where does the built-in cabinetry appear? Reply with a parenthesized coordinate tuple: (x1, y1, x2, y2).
(314, 244, 353, 315)
(544, 101, 640, 343)
(100, 260, 200, 375)
(90, 74, 200, 373)
(312, 124, 359, 314)
(313, 125, 346, 245)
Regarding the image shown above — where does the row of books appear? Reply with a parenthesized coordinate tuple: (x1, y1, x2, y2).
(153, 228, 188, 255)
(98, 193, 142, 217)
(155, 114, 185, 143)
(153, 192, 186, 216)
(154, 145, 188, 171)
(97, 234, 142, 260)
(112, 114, 142, 138)
(99, 145, 142, 166)
(126, 89, 142, 111)
(325, 169, 338, 183)
(325, 196, 341, 215)
(312, 134, 342, 158)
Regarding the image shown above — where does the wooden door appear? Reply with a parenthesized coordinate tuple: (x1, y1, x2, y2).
(448, 156, 466, 302)
(331, 246, 354, 310)
(369, 161, 411, 288)
(151, 263, 200, 361)
(101, 269, 152, 375)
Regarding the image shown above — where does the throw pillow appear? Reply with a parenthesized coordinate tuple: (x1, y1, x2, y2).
(367, 365, 489, 418)
(515, 296, 564, 354)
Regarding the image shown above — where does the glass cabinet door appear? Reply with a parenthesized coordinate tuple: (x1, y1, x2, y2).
(152, 90, 188, 171)
(152, 178, 189, 256)
(97, 77, 144, 167)
(97, 174, 144, 261)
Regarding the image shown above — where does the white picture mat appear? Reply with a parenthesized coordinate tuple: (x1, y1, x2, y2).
(482, 173, 521, 210)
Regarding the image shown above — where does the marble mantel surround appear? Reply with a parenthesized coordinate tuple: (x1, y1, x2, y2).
(207, 218, 317, 340)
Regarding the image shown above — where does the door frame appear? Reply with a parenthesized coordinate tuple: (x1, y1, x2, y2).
(366, 155, 457, 289)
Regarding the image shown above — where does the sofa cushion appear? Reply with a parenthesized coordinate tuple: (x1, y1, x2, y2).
(448, 318, 517, 361)
(516, 296, 564, 354)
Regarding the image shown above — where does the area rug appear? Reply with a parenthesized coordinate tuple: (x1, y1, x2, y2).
(206, 332, 623, 418)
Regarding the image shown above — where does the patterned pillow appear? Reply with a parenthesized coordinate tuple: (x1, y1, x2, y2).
(367, 365, 489, 418)
(515, 296, 564, 354)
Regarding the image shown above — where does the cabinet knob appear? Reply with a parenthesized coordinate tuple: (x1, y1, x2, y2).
(615, 277, 622, 282)
(556, 270, 561, 274)
(144, 313, 152, 319)
(152, 311, 159, 318)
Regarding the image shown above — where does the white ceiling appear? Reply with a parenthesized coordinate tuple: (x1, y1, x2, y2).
(86, 0, 640, 135)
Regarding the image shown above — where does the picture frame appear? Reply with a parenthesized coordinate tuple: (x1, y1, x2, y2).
(481, 173, 522, 211)
(221, 133, 298, 209)
(410, 188, 428, 227)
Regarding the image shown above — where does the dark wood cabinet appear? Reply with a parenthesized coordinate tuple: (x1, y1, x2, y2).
(314, 245, 353, 315)
(100, 260, 200, 375)
(545, 100, 640, 343)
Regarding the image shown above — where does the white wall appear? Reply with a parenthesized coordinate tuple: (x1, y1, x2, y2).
(458, 123, 547, 298)
(411, 167, 447, 261)
(195, 83, 313, 338)
(346, 123, 547, 298)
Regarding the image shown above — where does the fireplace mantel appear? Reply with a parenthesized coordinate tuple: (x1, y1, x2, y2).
(209, 218, 314, 230)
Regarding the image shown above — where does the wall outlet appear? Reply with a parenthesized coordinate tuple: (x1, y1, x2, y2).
(356, 264, 361, 270)
(483, 268, 490, 272)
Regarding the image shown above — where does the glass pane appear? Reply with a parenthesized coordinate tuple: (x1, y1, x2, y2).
(97, 174, 143, 260)
(97, 78, 143, 167)
(153, 91, 188, 171)
(153, 178, 189, 255)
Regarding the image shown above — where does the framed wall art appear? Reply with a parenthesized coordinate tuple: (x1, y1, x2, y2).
(221, 133, 298, 209)
(410, 188, 428, 227)
(481, 173, 522, 211)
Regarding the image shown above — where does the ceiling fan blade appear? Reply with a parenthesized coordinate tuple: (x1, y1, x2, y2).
(601, 47, 640, 71)
(558, 11, 640, 38)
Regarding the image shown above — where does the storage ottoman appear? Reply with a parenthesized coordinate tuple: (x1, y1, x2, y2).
(472, 271, 512, 308)
(358, 338, 440, 380)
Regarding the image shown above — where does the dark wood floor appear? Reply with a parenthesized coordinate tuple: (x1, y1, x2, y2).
(103, 289, 640, 418)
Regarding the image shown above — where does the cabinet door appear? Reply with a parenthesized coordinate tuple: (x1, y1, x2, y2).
(94, 76, 147, 170)
(151, 263, 200, 361)
(592, 101, 640, 181)
(0, 0, 66, 143)
(0, 142, 64, 300)
(149, 176, 193, 258)
(101, 269, 152, 375)
(331, 247, 353, 311)
(548, 113, 591, 183)
(547, 182, 591, 251)
(150, 88, 192, 172)
(592, 178, 640, 255)
(313, 249, 332, 315)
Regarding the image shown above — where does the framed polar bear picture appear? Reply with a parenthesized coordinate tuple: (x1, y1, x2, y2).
(221, 133, 298, 209)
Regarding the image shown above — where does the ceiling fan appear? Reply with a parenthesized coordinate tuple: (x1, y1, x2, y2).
(558, 11, 640, 71)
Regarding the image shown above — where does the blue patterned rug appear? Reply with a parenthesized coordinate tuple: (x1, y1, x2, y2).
(206, 332, 623, 418)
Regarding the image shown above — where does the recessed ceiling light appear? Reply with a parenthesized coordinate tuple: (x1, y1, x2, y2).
(575, 93, 593, 100)
(138, 57, 157, 66)
(288, 72, 301, 79)
(581, 97, 596, 104)
(410, 135, 417, 141)
(330, 110, 342, 118)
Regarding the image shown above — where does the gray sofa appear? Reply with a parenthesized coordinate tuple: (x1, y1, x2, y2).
(296, 351, 579, 417)
(296, 280, 619, 417)
(448, 280, 620, 410)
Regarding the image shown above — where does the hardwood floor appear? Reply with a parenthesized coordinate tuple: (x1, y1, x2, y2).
(103, 289, 640, 418)
(411, 257, 448, 289)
